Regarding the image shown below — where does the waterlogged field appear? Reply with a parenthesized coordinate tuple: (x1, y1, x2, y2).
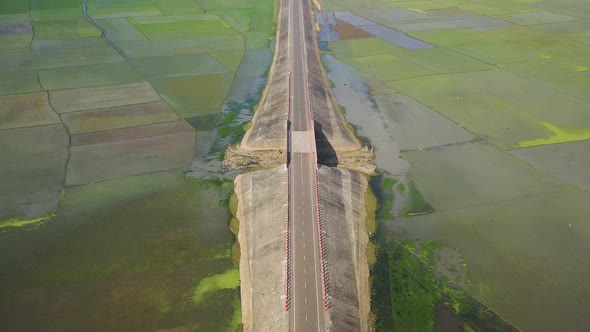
(319, 0, 590, 331)
(1, 0, 275, 330)
(0, 172, 241, 331)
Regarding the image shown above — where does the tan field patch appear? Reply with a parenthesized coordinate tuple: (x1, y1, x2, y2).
(0, 92, 61, 130)
(49, 81, 161, 113)
(0, 124, 69, 220)
(336, 19, 372, 39)
(61, 101, 179, 134)
(67, 121, 196, 186)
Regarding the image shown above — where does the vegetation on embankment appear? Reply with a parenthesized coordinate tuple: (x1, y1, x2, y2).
(368, 175, 517, 332)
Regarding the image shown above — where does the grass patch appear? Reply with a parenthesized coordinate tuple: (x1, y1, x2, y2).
(151, 73, 234, 118)
(32, 20, 101, 39)
(330, 37, 404, 58)
(0, 212, 56, 231)
(517, 122, 590, 148)
(192, 268, 240, 303)
(39, 62, 143, 90)
(213, 50, 245, 72)
(364, 184, 377, 236)
(408, 28, 504, 48)
(151, 0, 204, 15)
(403, 180, 433, 216)
(373, 238, 517, 332)
(389, 70, 590, 150)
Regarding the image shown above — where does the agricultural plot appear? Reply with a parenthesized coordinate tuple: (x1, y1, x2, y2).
(395, 47, 493, 74)
(388, 70, 590, 149)
(409, 28, 504, 47)
(0, 92, 60, 129)
(342, 53, 435, 81)
(67, 121, 195, 186)
(511, 140, 590, 193)
(118, 35, 244, 58)
(374, 93, 475, 151)
(0, 125, 68, 221)
(0, 46, 123, 72)
(128, 53, 229, 79)
(0, 71, 42, 95)
(39, 62, 143, 90)
(227, 50, 272, 101)
(0, 0, 274, 328)
(402, 142, 564, 211)
(50, 81, 161, 112)
(151, 0, 205, 15)
(0, 171, 239, 331)
(456, 42, 549, 64)
(392, 188, 590, 332)
(0, 35, 31, 53)
(32, 20, 101, 39)
(31, 36, 108, 50)
(152, 73, 235, 118)
(93, 17, 147, 42)
(499, 58, 588, 78)
(536, 71, 590, 102)
(321, 0, 590, 329)
(61, 101, 179, 134)
(330, 37, 405, 58)
(86, 1, 162, 18)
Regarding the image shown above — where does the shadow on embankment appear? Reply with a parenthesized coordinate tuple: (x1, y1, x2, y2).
(315, 121, 338, 167)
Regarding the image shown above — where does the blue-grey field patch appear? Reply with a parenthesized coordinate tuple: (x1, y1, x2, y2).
(0, 22, 32, 35)
(316, 12, 340, 41)
(360, 25, 433, 49)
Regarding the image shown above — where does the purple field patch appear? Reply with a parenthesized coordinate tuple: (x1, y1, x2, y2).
(0, 22, 33, 36)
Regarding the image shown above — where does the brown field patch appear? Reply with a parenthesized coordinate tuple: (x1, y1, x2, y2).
(336, 19, 372, 40)
(0, 92, 61, 130)
(67, 121, 196, 186)
(49, 81, 161, 113)
(61, 101, 179, 134)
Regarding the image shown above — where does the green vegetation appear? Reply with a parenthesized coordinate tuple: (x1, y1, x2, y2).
(39, 62, 143, 90)
(152, 73, 235, 118)
(32, 20, 101, 39)
(402, 180, 433, 216)
(386, 240, 438, 331)
(388, 70, 590, 150)
(330, 37, 404, 58)
(0, 212, 55, 231)
(327, 0, 590, 330)
(364, 182, 377, 236)
(0, 171, 240, 330)
(408, 28, 504, 48)
(192, 268, 240, 303)
(342, 53, 434, 81)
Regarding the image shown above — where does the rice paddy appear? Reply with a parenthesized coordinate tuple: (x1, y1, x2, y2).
(320, 0, 590, 330)
(1, 0, 275, 329)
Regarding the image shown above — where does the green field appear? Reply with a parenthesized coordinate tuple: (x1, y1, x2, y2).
(323, 0, 590, 330)
(0, 172, 241, 331)
(1, 0, 276, 329)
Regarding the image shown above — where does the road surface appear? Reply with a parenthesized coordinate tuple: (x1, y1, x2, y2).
(287, 0, 326, 330)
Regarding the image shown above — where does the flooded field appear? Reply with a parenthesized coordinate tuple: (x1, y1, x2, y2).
(1, 0, 274, 330)
(319, 0, 590, 330)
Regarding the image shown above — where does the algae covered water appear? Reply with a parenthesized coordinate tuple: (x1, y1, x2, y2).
(0, 172, 241, 331)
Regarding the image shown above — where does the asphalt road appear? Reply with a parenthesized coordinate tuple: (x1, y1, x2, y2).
(287, 0, 326, 330)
